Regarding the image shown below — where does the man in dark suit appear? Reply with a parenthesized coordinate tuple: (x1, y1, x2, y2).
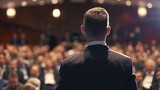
(56, 7, 137, 90)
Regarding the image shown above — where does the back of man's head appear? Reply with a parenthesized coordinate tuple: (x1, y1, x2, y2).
(83, 7, 109, 37)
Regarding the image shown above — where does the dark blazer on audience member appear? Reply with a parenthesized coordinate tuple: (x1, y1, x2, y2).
(40, 68, 59, 90)
(56, 45, 137, 90)
(150, 82, 159, 90)
(142, 70, 157, 90)
(3, 68, 26, 83)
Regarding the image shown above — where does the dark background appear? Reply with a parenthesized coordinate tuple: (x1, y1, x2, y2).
(0, 2, 160, 45)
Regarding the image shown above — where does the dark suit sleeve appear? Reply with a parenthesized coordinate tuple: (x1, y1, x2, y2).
(56, 64, 71, 90)
(125, 59, 138, 90)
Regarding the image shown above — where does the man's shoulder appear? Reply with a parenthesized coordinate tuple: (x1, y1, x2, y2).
(60, 52, 84, 66)
(108, 49, 131, 59)
(108, 49, 132, 64)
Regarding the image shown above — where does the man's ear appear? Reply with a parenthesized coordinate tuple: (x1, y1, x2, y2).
(106, 26, 111, 36)
(81, 25, 86, 36)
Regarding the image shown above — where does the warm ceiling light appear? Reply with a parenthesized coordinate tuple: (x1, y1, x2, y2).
(52, 9, 61, 18)
(52, 0, 58, 4)
(147, 3, 153, 9)
(137, 7, 147, 18)
(21, 1, 27, 7)
(97, 0, 104, 4)
(6, 8, 16, 18)
(32, 0, 37, 2)
(125, 0, 131, 6)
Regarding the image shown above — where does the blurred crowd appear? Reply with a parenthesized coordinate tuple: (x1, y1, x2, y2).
(0, 32, 160, 90)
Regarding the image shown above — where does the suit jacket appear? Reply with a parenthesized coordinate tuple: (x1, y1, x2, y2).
(142, 70, 157, 90)
(56, 45, 138, 90)
(40, 68, 59, 90)
(3, 68, 26, 83)
(2, 83, 23, 90)
(150, 82, 159, 90)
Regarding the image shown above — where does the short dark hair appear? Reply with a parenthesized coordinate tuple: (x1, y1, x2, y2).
(83, 7, 109, 37)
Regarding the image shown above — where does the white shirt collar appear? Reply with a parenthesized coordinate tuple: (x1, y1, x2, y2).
(146, 71, 154, 76)
(86, 41, 107, 47)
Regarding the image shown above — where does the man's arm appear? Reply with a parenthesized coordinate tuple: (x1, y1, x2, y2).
(125, 60, 138, 90)
(56, 64, 70, 90)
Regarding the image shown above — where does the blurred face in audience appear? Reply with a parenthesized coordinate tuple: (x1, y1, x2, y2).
(9, 75, 19, 88)
(156, 57, 160, 65)
(156, 70, 160, 81)
(0, 44, 4, 53)
(0, 54, 5, 65)
(144, 60, 155, 73)
(12, 33, 18, 39)
(136, 71, 143, 84)
(17, 56, 24, 65)
(37, 55, 44, 64)
(45, 60, 52, 69)
(30, 65, 40, 77)
(20, 33, 26, 38)
(9, 60, 17, 71)
(41, 45, 49, 53)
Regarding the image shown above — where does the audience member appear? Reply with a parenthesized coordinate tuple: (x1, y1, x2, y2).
(0, 67, 8, 90)
(3, 60, 26, 83)
(10, 33, 19, 45)
(39, 33, 49, 46)
(29, 64, 41, 78)
(3, 72, 23, 90)
(40, 59, 58, 90)
(142, 60, 156, 90)
(136, 71, 144, 90)
(19, 33, 28, 45)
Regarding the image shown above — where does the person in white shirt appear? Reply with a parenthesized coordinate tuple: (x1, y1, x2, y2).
(142, 59, 156, 90)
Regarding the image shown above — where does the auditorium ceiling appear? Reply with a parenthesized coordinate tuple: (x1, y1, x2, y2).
(0, 0, 160, 9)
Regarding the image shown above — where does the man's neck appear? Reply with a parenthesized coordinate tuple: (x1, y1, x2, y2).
(87, 41, 106, 47)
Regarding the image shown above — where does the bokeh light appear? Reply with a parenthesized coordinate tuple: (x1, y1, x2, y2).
(137, 7, 147, 18)
(52, 9, 61, 18)
(6, 8, 16, 18)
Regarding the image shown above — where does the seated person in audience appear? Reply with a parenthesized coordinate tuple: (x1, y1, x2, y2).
(40, 59, 58, 90)
(17, 55, 30, 81)
(151, 68, 160, 90)
(156, 55, 160, 69)
(27, 78, 41, 90)
(19, 33, 28, 45)
(142, 59, 156, 90)
(0, 67, 8, 90)
(136, 71, 144, 90)
(3, 72, 23, 90)
(3, 60, 26, 83)
(29, 64, 41, 78)
(0, 54, 7, 76)
(10, 33, 19, 45)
